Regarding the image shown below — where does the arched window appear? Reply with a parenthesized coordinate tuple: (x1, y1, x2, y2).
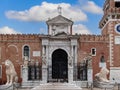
(100, 55, 105, 63)
(99, 53, 106, 68)
(23, 46, 30, 60)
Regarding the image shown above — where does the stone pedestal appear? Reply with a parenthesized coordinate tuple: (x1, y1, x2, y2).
(87, 68, 93, 87)
(87, 68, 92, 81)
(42, 67, 47, 83)
(21, 66, 29, 87)
(93, 81, 115, 90)
(22, 66, 28, 82)
(68, 67, 73, 83)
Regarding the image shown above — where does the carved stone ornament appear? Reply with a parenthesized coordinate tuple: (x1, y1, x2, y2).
(42, 54, 46, 65)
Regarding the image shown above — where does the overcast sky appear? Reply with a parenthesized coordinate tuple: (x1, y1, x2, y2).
(0, 0, 104, 35)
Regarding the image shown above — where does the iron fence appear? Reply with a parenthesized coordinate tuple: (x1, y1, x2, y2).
(28, 62, 42, 81)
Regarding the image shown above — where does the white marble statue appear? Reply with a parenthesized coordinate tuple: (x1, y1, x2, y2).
(5, 59, 18, 85)
(23, 56, 28, 67)
(95, 67, 109, 82)
(23, 60, 28, 67)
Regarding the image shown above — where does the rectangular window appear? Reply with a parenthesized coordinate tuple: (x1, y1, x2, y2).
(0, 65, 2, 78)
(91, 48, 96, 56)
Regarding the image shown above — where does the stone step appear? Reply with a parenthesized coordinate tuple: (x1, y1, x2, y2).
(31, 83, 82, 90)
(0, 84, 13, 90)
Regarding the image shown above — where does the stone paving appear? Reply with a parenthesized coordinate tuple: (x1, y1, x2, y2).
(13, 82, 119, 90)
(16, 88, 117, 90)
(16, 86, 118, 90)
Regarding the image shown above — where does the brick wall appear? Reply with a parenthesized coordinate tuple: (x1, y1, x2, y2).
(0, 34, 42, 84)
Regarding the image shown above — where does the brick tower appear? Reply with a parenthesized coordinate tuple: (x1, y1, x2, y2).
(99, 0, 120, 81)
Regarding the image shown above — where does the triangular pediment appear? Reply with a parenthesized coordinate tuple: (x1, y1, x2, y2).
(46, 15, 73, 25)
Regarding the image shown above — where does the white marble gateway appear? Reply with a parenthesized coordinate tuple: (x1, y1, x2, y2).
(41, 14, 78, 84)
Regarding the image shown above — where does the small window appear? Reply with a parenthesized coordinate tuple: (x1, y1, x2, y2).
(99, 55, 106, 68)
(115, 2, 120, 8)
(100, 55, 105, 63)
(23, 46, 30, 60)
(91, 48, 96, 56)
(0, 65, 2, 78)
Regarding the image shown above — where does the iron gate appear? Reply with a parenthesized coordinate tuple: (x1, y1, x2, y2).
(28, 61, 42, 80)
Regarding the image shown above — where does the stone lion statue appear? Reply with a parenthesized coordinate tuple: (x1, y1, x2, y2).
(95, 67, 109, 82)
(5, 59, 18, 85)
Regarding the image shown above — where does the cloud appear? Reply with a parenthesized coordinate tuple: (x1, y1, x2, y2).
(5, 2, 87, 22)
(39, 28, 47, 34)
(72, 24, 91, 35)
(79, 0, 103, 14)
(0, 26, 21, 34)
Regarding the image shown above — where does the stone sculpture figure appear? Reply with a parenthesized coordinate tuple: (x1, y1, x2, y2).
(68, 55, 73, 67)
(23, 56, 29, 67)
(42, 54, 46, 65)
(5, 59, 18, 85)
(95, 67, 109, 82)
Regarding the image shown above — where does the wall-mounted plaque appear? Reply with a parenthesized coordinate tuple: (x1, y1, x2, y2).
(33, 51, 41, 57)
(115, 36, 120, 44)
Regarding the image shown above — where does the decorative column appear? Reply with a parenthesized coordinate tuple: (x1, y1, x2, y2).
(68, 55, 73, 83)
(69, 38, 78, 83)
(22, 57, 29, 86)
(35, 61, 40, 80)
(42, 45, 47, 83)
(22, 66, 28, 82)
(74, 45, 78, 80)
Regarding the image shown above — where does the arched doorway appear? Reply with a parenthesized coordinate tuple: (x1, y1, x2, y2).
(52, 49, 68, 82)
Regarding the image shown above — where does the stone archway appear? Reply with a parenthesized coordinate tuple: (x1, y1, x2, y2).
(52, 49, 68, 81)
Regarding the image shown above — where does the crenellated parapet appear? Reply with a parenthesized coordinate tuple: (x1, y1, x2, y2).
(79, 34, 109, 42)
(99, 0, 120, 29)
(0, 34, 41, 42)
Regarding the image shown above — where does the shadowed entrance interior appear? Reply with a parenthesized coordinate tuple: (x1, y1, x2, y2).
(52, 49, 68, 81)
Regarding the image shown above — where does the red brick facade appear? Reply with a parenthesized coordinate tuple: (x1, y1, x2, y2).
(0, 0, 120, 85)
(0, 34, 109, 84)
(0, 34, 42, 84)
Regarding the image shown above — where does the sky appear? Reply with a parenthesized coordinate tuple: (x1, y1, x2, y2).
(0, 0, 105, 35)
